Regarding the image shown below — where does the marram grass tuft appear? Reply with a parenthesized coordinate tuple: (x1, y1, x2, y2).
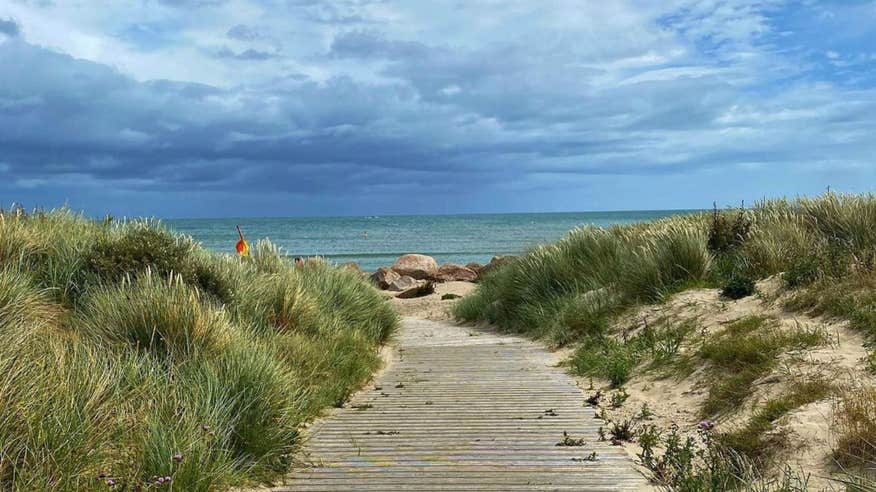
(0, 208, 398, 491)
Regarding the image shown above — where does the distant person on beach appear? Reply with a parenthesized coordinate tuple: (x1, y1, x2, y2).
(294, 257, 303, 268)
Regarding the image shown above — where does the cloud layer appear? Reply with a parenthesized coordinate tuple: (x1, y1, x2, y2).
(1, 0, 875, 217)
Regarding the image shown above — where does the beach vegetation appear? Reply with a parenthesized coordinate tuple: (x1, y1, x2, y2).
(455, 192, 876, 488)
(0, 208, 397, 490)
(698, 316, 828, 416)
(721, 273, 755, 299)
(639, 423, 812, 492)
(456, 193, 876, 346)
(568, 317, 697, 387)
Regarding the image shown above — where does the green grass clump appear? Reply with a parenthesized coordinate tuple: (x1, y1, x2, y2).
(454, 217, 711, 342)
(0, 208, 398, 490)
(699, 316, 828, 416)
(833, 385, 876, 467)
(569, 318, 697, 387)
(76, 272, 233, 358)
(716, 378, 833, 467)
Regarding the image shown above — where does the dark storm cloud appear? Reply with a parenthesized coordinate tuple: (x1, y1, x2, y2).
(3, 29, 875, 204)
(0, 40, 500, 197)
(0, 18, 21, 37)
(2, 0, 876, 216)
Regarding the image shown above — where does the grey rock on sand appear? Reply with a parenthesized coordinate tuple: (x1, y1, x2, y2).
(370, 267, 400, 289)
(434, 263, 478, 282)
(394, 281, 435, 299)
(388, 275, 420, 292)
(392, 254, 438, 280)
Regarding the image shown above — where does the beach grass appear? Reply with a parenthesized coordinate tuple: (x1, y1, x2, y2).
(454, 192, 876, 483)
(0, 207, 398, 491)
(455, 192, 876, 351)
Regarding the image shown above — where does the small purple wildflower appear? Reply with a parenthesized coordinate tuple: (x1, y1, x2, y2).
(164, 476, 172, 482)
(106, 478, 116, 487)
(172, 452, 184, 463)
(697, 420, 716, 431)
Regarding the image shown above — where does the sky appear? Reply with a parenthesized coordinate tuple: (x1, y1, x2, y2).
(1, 0, 875, 218)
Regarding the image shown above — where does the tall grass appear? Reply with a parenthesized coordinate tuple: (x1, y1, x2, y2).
(455, 192, 876, 346)
(455, 216, 712, 344)
(0, 208, 398, 490)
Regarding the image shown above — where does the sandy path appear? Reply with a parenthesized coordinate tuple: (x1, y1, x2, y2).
(273, 316, 650, 491)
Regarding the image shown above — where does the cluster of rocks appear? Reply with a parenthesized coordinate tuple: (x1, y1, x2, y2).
(367, 254, 515, 297)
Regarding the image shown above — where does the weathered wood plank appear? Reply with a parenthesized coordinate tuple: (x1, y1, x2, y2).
(274, 318, 650, 491)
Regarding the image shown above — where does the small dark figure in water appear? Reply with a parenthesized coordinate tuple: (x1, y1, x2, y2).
(363, 230, 368, 239)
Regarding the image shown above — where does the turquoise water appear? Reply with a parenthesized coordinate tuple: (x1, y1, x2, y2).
(166, 211, 699, 272)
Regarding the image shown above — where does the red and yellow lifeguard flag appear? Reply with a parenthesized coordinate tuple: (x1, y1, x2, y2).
(236, 225, 250, 257)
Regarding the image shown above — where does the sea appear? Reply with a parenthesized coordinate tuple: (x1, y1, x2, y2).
(166, 211, 700, 272)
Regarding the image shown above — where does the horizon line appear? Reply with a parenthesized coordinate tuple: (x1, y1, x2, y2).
(161, 208, 708, 221)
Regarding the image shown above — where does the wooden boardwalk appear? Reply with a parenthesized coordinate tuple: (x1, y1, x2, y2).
(276, 318, 649, 491)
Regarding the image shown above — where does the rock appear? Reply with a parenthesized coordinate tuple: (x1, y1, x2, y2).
(434, 263, 478, 282)
(392, 254, 438, 280)
(396, 281, 436, 299)
(478, 255, 517, 279)
(370, 267, 400, 290)
(465, 262, 483, 274)
(388, 275, 419, 292)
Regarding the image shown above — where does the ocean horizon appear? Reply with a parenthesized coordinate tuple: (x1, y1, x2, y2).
(167, 209, 702, 272)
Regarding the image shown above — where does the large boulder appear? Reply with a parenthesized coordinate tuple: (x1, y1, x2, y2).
(370, 267, 400, 290)
(392, 254, 438, 280)
(478, 255, 517, 279)
(465, 262, 483, 274)
(388, 275, 419, 292)
(434, 263, 478, 282)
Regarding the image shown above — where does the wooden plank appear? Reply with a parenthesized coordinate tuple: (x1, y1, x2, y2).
(274, 318, 651, 491)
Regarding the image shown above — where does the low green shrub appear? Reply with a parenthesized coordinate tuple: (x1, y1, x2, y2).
(721, 274, 755, 299)
(85, 222, 195, 283)
(639, 424, 811, 491)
